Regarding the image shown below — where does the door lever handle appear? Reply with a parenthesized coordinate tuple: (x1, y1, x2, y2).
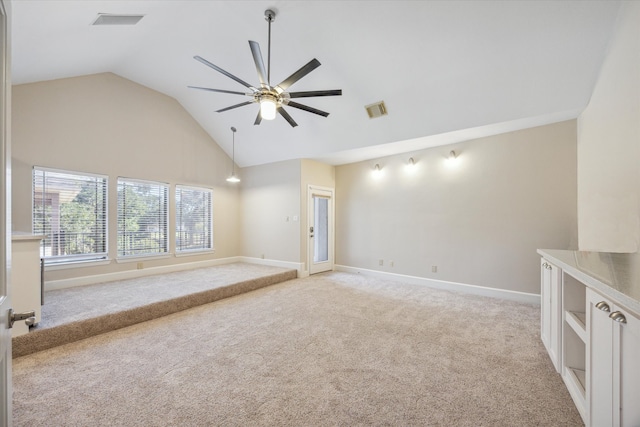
(8, 308, 36, 328)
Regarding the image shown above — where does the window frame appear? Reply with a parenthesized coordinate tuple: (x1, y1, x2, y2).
(175, 184, 214, 254)
(116, 177, 170, 259)
(32, 166, 109, 265)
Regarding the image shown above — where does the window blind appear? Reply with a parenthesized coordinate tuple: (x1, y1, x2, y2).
(117, 178, 169, 257)
(176, 185, 213, 253)
(33, 167, 108, 263)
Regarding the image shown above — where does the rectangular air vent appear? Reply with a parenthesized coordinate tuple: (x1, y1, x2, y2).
(365, 101, 388, 119)
(92, 13, 145, 26)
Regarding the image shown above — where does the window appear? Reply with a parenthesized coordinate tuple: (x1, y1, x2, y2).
(33, 167, 107, 263)
(117, 178, 168, 257)
(176, 185, 213, 253)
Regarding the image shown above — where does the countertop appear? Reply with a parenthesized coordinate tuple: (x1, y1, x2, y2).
(538, 249, 640, 315)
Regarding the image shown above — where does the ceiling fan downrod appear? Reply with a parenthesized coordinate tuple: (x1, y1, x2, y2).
(265, 9, 275, 86)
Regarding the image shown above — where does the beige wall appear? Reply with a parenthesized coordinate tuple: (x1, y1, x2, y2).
(577, 2, 640, 252)
(12, 73, 241, 281)
(239, 159, 301, 263)
(335, 121, 578, 295)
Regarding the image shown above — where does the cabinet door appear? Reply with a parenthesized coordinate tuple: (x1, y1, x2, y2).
(541, 259, 552, 351)
(587, 288, 613, 427)
(549, 262, 561, 371)
(541, 259, 562, 372)
(616, 304, 640, 427)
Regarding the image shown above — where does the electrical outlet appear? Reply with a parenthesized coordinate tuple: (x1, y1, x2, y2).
(137, 262, 143, 270)
(379, 259, 384, 266)
(390, 261, 394, 267)
(432, 265, 437, 273)
(261, 254, 265, 259)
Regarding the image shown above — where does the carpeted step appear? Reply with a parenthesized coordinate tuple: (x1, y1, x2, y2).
(13, 268, 297, 358)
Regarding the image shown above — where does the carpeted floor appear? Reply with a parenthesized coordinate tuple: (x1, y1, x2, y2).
(13, 263, 296, 357)
(12, 271, 583, 426)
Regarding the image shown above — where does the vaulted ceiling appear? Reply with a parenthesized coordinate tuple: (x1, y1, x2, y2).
(11, 1, 621, 167)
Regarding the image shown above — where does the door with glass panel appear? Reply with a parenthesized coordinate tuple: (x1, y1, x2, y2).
(0, 1, 11, 423)
(308, 186, 334, 275)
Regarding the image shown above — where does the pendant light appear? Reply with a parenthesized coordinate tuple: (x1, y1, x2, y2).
(226, 126, 240, 183)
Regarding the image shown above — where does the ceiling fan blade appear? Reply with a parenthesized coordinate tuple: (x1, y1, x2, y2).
(254, 110, 262, 126)
(288, 89, 342, 98)
(194, 55, 256, 90)
(249, 41, 269, 87)
(216, 101, 254, 113)
(278, 107, 298, 127)
(275, 58, 321, 92)
(188, 86, 251, 96)
(286, 101, 329, 117)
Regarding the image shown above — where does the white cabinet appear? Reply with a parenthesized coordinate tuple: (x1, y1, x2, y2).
(541, 258, 562, 372)
(587, 288, 640, 427)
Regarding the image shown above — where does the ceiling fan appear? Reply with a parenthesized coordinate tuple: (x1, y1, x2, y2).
(189, 9, 342, 128)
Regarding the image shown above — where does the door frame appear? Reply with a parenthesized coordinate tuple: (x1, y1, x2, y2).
(307, 185, 334, 275)
(0, 0, 12, 425)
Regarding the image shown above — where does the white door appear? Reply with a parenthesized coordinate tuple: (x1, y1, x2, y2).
(0, 1, 11, 424)
(308, 186, 334, 275)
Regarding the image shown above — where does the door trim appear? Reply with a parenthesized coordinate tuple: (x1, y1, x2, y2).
(307, 185, 334, 275)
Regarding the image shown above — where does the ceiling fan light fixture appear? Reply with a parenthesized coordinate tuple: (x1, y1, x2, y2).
(260, 95, 278, 120)
(189, 9, 341, 128)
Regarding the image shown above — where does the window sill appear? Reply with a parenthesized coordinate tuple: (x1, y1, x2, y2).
(116, 254, 172, 264)
(45, 258, 112, 271)
(175, 249, 216, 258)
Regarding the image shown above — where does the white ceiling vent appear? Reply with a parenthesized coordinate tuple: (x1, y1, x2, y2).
(91, 14, 145, 26)
(365, 101, 387, 119)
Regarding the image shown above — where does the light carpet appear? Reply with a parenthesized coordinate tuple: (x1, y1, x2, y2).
(13, 263, 296, 357)
(12, 272, 582, 426)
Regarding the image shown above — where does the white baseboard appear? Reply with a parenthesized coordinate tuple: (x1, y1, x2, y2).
(45, 256, 303, 291)
(334, 265, 540, 305)
(239, 257, 304, 277)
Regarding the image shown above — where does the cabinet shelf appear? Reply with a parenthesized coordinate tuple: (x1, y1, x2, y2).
(565, 310, 587, 343)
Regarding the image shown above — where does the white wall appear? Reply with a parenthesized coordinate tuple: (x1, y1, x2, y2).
(12, 73, 241, 281)
(577, 2, 640, 252)
(335, 121, 577, 295)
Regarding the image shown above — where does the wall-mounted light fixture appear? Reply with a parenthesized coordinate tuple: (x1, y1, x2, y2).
(448, 150, 457, 160)
(226, 127, 240, 183)
(405, 157, 417, 173)
(372, 163, 383, 179)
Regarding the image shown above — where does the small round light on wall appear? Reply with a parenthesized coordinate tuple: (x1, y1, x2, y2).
(372, 163, 383, 179)
(404, 156, 418, 174)
(226, 126, 240, 183)
(259, 94, 277, 120)
(445, 149, 461, 168)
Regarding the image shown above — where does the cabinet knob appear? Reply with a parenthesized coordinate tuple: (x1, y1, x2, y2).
(595, 301, 611, 312)
(609, 311, 627, 324)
